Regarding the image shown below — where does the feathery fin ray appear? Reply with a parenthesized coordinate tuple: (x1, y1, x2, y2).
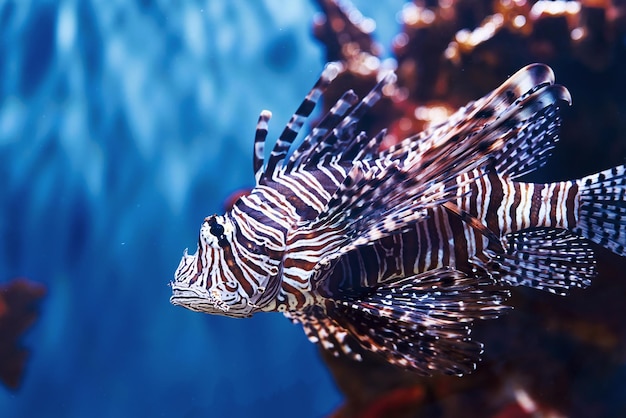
(326, 268, 509, 375)
(487, 228, 596, 294)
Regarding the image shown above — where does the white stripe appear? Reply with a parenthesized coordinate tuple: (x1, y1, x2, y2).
(498, 177, 514, 234)
(516, 183, 532, 230)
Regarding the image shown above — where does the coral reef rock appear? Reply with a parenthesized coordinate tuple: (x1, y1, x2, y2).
(0, 278, 46, 390)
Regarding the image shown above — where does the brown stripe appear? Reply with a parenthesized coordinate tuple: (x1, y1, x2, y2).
(282, 281, 306, 307)
(509, 181, 522, 231)
(468, 173, 479, 218)
(438, 209, 451, 267)
(566, 181, 579, 228)
(448, 209, 470, 271)
(282, 256, 316, 272)
(222, 243, 254, 298)
(360, 245, 380, 287)
(529, 183, 544, 227)
(416, 219, 428, 273)
(428, 210, 440, 269)
(485, 171, 503, 235)
(401, 226, 420, 276)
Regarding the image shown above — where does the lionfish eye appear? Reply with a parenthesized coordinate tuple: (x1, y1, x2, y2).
(209, 222, 225, 237)
(207, 216, 229, 248)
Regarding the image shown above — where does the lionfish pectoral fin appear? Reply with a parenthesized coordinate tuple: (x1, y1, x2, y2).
(574, 165, 626, 257)
(491, 102, 563, 180)
(285, 307, 365, 361)
(486, 228, 596, 295)
(380, 65, 570, 188)
(322, 268, 509, 375)
(380, 64, 557, 161)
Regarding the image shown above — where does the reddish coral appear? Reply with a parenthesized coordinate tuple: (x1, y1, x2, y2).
(222, 189, 252, 212)
(313, 0, 626, 166)
(310, 0, 626, 417)
(330, 385, 426, 418)
(0, 278, 46, 390)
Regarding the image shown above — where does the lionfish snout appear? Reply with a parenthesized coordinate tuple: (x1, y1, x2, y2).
(170, 283, 254, 317)
(170, 246, 256, 318)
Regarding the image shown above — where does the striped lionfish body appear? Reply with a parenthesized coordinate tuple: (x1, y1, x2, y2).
(171, 62, 626, 375)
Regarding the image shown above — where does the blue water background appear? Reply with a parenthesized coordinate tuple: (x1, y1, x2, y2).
(0, 1, 405, 417)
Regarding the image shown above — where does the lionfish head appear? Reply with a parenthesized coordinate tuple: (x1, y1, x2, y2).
(170, 214, 261, 318)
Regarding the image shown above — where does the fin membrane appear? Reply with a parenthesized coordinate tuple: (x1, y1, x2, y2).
(379, 65, 570, 182)
(486, 228, 596, 295)
(285, 307, 365, 361)
(314, 79, 571, 251)
(287, 72, 395, 172)
(286, 89, 359, 172)
(324, 268, 509, 375)
(491, 103, 561, 179)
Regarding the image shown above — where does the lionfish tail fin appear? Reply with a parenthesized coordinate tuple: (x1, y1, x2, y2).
(575, 165, 626, 256)
(325, 268, 509, 376)
(487, 228, 596, 295)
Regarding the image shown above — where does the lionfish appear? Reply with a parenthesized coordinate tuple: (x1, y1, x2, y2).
(170, 62, 626, 375)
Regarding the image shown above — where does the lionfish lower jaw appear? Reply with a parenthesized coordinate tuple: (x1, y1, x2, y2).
(169, 284, 230, 313)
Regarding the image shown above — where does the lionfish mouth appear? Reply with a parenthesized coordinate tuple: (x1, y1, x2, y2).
(169, 282, 230, 313)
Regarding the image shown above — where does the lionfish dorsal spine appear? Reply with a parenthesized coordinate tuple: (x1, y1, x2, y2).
(253, 110, 272, 184)
(285, 89, 359, 172)
(304, 71, 396, 169)
(259, 62, 345, 181)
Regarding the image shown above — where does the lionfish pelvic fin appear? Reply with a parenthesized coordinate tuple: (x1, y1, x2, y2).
(285, 307, 366, 362)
